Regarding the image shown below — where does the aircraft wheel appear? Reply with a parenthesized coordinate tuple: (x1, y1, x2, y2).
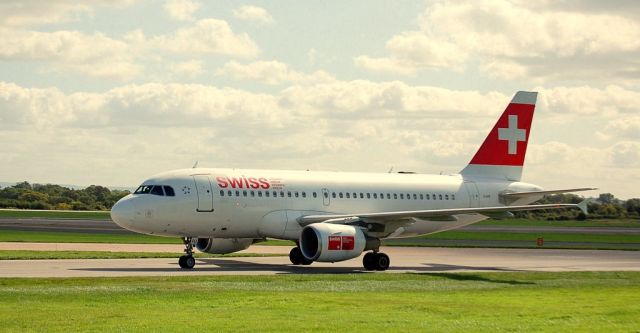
(373, 253, 390, 271)
(179, 255, 195, 269)
(289, 247, 312, 265)
(363, 252, 376, 271)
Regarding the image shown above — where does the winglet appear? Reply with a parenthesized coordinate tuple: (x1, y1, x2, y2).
(577, 199, 589, 215)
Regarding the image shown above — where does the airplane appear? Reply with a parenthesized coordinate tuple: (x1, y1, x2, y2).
(110, 91, 594, 271)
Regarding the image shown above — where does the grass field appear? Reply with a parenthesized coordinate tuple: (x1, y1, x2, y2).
(0, 272, 638, 332)
(0, 250, 285, 260)
(0, 209, 110, 219)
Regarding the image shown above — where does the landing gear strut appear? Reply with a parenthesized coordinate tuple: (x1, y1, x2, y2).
(289, 246, 313, 265)
(178, 237, 196, 269)
(362, 251, 390, 271)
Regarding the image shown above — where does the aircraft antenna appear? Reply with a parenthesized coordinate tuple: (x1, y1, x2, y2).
(388, 166, 394, 173)
(192, 161, 199, 168)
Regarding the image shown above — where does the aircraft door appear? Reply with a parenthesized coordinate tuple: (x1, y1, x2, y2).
(322, 188, 330, 206)
(464, 181, 480, 208)
(193, 175, 214, 212)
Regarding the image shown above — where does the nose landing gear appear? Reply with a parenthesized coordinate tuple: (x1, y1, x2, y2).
(178, 237, 196, 269)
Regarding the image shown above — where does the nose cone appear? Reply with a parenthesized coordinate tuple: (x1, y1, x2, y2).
(111, 198, 136, 230)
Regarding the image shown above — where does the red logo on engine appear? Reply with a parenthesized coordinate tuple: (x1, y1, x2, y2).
(341, 236, 355, 251)
(328, 236, 342, 250)
(328, 235, 355, 251)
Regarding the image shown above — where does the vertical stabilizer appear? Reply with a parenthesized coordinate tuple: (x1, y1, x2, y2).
(460, 91, 537, 181)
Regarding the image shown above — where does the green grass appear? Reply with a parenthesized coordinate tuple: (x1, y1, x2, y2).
(0, 209, 110, 219)
(0, 230, 181, 244)
(422, 231, 640, 244)
(0, 250, 285, 260)
(0, 272, 638, 332)
(477, 218, 640, 228)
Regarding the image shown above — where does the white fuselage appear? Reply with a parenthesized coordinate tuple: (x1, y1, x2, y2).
(111, 168, 542, 241)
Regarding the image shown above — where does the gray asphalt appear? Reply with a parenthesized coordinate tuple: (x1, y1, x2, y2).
(1, 218, 639, 235)
(2, 246, 639, 277)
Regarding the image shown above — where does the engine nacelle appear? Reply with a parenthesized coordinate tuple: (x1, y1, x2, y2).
(195, 237, 253, 254)
(299, 223, 371, 262)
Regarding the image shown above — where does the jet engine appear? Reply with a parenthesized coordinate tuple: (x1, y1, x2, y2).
(299, 223, 377, 262)
(195, 237, 253, 254)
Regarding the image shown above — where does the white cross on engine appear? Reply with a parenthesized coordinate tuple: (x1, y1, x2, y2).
(498, 115, 526, 155)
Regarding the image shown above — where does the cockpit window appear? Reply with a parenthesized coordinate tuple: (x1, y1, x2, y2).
(150, 186, 164, 196)
(134, 185, 152, 194)
(134, 185, 175, 196)
(163, 186, 175, 196)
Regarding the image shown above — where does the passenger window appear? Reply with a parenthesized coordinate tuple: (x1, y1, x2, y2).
(258, 191, 263, 197)
(339, 192, 343, 198)
(313, 192, 317, 198)
(219, 190, 224, 196)
(400, 194, 404, 199)
(164, 186, 175, 196)
(150, 186, 164, 196)
(452, 194, 455, 200)
(280, 191, 284, 197)
(380, 193, 384, 199)
(266, 191, 270, 197)
(324, 192, 328, 198)
(366, 193, 371, 199)
(387, 193, 391, 199)
(413, 194, 417, 200)
(251, 191, 255, 197)
(302, 192, 306, 198)
(243, 190, 247, 197)
(439, 194, 443, 200)
(346, 192, 350, 199)
(420, 194, 424, 200)
(445, 194, 449, 200)
(332, 192, 336, 198)
(360, 193, 364, 199)
(287, 191, 292, 198)
(353, 192, 357, 198)
(373, 193, 377, 199)
(273, 191, 278, 197)
(394, 193, 398, 199)
(406, 194, 411, 200)
(426, 194, 430, 200)
(295, 192, 299, 198)
(235, 190, 240, 197)
(228, 190, 232, 196)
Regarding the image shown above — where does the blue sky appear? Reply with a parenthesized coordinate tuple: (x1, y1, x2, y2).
(0, 0, 639, 198)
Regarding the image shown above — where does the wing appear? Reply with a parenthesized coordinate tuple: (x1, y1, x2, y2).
(298, 202, 587, 226)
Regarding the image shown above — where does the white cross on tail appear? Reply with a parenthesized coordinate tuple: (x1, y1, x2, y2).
(498, 115, 526, 155)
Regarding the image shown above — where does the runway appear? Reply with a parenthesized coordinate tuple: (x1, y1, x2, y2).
(1, 245, 639, 277)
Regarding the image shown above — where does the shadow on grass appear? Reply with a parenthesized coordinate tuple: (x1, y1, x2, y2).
(408, 272, 535, 285)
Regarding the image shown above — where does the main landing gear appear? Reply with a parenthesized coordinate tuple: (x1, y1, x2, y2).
(289, 246, 313, 265)
(362, 251, 390, 271)
(178, 237, 196, 269)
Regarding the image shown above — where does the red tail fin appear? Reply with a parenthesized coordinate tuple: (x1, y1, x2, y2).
(461, 91, 537, 181)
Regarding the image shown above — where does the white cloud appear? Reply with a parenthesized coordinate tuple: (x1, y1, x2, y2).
(170, 60, 203, 78)
(218, 60, 334, 85)
(0, 28, 141, 79)
(233, 5, 273, 24)
(163, 0, 200, 21)
(151, 19, 259, 58)
(0, 1, 135, 27)
(356, 0, 640, 82)
(2, 80, 639, 197)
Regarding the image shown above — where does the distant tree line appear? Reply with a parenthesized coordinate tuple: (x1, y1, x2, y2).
(521, 193, 640, 220)
(0, 182, 130, 211)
